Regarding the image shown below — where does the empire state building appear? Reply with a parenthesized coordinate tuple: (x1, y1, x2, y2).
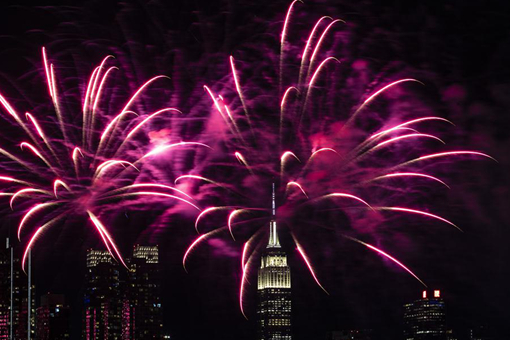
(257, 184, 291, 340)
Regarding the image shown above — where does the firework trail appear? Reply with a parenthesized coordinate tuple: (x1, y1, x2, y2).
(0, 48, 205, 271)
(175, 1, 496, 318)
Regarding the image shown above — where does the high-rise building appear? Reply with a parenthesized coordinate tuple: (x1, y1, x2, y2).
(403, 290, 447, 340)
(0, 241, 35, 340)
(326, 329, 373, 340)
(84, 249, 122, 340)
(469, 325, 494, 340)
(0, 245, 10, 340)
(36, 293, 70, 340)
(257, 184, 291, 340)
(122, 245, 163, 339)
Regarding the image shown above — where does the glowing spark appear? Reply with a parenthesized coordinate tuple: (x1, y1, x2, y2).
(228, 210, 245, 240)
(18, 202, 59, 240)
(308, 19, 344, 70)
(308, 57, 340, 88)
(194, 207, 233, 232)
(90, 56, 114, 106)
(241, 242, 249, 271)
(92, 66, 118, 111)
(301, 16, 332, 65)
(42, 47, 53, 97)
(203, 85, 228, 122)
(239, 257, 250, 320)
(20, 142, 53, 170)
(10, 188, 51, 209)
(411, 151, 497, 163)
(321, 193, 374, 210)
(354, 79, 424, 116)
(346, 236, 426, 287)
(174, 175, 219, 186)
(372, 133, 445, 149)
(87, 211, 127, 268)
(183, 234, 208, 273)
(83, 67, 100, 114)
(0, 92, 20, 120)
(72, 147, 83, 162)
(53, 179, 71, 198)
(373, 173, 450, 188)
(370, 117, 454, 140)
(310, 147, 338, 159)
(230, 56, 243, 95)
(382, 207, 461, 231)
(143, 142, 211, 158)
(22, 227, 44, 272)
(296, 246, 329, 294)
(0, 176, 15, 182)
(99, 110, 138, 141)
(281, 0, 302, 44)
(287, 181, 308, 198)
(95, 160, 138, 178)
(281, 87, 299, 108)
(25, 113, 46, 141)
(281, 151, 300, 163)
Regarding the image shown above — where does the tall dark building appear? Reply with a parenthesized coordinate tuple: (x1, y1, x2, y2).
(326, 330, 373, 340)
(84, 249, 122, 340)
(122, 245, 163, 339)
(404, 290, 447, 340)
(36, 293, 70, 340)
(257, 185, 291, 340)
(0, 241, 35, 340)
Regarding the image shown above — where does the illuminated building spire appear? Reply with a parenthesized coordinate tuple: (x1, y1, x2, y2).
(272, 182, 276, 217)
(267, 183, 280, 248)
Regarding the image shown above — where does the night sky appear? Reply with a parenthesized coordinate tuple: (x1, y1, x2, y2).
(0, 0, 509, 339)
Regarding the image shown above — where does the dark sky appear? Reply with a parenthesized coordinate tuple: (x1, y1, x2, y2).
(0, 1, 509, 340)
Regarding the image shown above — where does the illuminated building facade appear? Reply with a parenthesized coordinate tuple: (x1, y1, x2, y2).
(404, 290, 446, 340)
(84, 249, 122, 340)
(36, 293, 70, 340)
(257, 185, 291, 340)
(122, 245, 163, 339)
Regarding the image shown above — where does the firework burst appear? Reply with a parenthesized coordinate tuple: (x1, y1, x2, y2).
(0, 48, 205, 271)
(176, 1, 496, 318)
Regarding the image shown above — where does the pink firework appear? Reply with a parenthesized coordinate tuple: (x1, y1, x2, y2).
(0, 48, 205, 271)
(177, 1, 495, 319)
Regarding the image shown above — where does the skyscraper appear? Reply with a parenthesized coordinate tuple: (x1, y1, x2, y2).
(36, 293, 70, 340)
(84, 249, 122, 340)
(122, 245, 163, 339)
(257, 184, 291, 340)
(0, 241, 35, 340)
(403, 290, 447, 340)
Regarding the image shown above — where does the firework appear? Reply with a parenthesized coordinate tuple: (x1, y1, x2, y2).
(0, 48, 205, 271)
(176, 1, 496, 318)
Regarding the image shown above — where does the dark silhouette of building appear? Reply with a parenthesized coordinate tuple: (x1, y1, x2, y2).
(469, 324, 495, 340)
(0, 241, 35, 340)
(122, 245, 163, 339)
(257, 184, 291, 340)
(36, 293, 70, 340)
(404, 290, 446, 340)
(326, 329, 373, 340)
(83, 249, 122, 340)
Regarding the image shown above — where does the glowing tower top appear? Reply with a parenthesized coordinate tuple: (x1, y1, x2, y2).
(257, 183, 291, 340)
